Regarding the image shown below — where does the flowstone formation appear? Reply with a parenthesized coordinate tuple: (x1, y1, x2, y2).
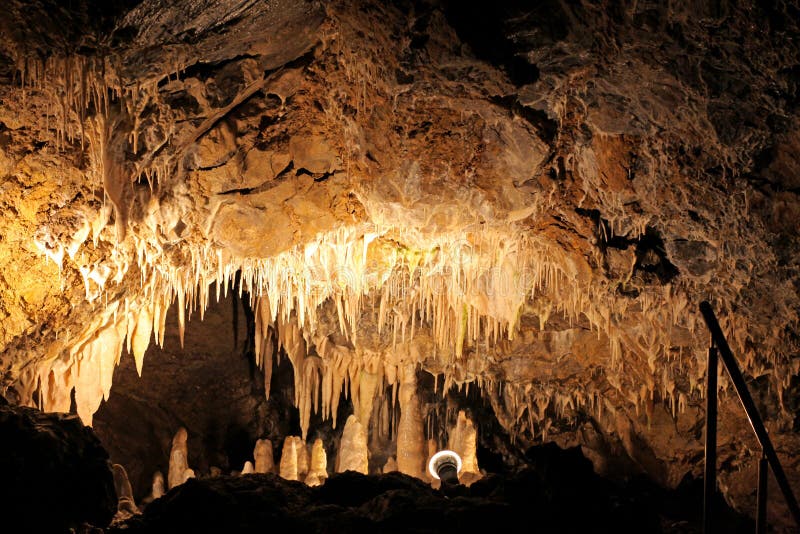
(0, 0, 799, 527)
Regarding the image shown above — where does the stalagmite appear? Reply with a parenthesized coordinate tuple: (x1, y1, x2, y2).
(296, 437, 309, 480)
(241, 461, 254, 474)
(182, 468, 195, 483)
(396, 365, 425, 478)
(383, 457, 398, 473)
(168, 427, 190, 490)
(448, 410, 481, 485)
(254, 438, 275, 474)
(112, 464, 139, 516)
(279, 436, 299, 481)
(336, 415, 368, 474)
(151, 471, 165, 500)
(305, 438, 328, 487)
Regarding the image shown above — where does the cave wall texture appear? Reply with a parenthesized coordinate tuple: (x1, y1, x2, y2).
(1, 0, 799, 527)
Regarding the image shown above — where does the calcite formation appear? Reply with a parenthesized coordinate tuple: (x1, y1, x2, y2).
(447, 410, 480, 484)
(112, 463, 139, 516)
(396, 364, 425, 479)
(0, 0, 799, 526)
(150, 472, 165, 501)
(168, 427, 190, 490)
(182, 468, 195, 483)
(305, 438, 328, 487)
(241, 461, 254, 475)
(254, 438, 275, 475)
(296, 438, 310, 481)
(336, 415, 368, 475)
(279, 435, 300, 482)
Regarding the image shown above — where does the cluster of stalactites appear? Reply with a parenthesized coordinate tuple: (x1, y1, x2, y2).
(240, 226, 570, 440)
(30, 291, 171, 426)
(23, 220, 729, 435)
(15, 54, 120, 150)
(484, 368, 712, 447)
(237, 227, 714, 440)
(15, 53, 182, 164)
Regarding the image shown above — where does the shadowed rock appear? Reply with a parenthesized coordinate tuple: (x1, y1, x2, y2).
(0, 397, 116, 532)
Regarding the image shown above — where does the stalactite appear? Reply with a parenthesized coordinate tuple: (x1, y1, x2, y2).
(20, 162, 728, 448)
(131, 305, 153, 377)
(426, 438, 438, 480)
(40, 358, 74, 413)
(74, 344, 102, 427)
(356, 361, 381, 428)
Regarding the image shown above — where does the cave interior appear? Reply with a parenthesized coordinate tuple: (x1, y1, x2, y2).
(1, 0, 800, 532)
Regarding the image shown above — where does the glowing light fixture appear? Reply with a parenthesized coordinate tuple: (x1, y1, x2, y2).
(428, 450, 462, 486)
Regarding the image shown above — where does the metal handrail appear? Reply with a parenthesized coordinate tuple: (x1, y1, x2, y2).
(699, 301, 800, 533)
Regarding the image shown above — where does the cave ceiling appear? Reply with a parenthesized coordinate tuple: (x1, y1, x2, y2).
(0, 0, 799, 513)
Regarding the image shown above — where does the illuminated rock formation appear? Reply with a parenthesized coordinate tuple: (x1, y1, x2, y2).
(396, 365, 425, 479)
(0, 0, 799, 527)
(254, 439, 275, 474)
(448, 411, 481, 485)
(112, 463, 139, 516)
(305, 438, 328, 487)
(279, 436, 299, 481)
(151, 472, 165, 501)
(168, 428, 190, 490)
(241, 461, 254, 475)
(183, 468, 195, 483)
(296, 438, 309, 481)
(356, 360, 381, 433)
(336, 415, 368, 475)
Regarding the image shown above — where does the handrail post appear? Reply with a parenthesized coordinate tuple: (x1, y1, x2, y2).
(757, 453, 768, 534)
(699, 301, 800, 529)
(704, 344, 718, 534)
